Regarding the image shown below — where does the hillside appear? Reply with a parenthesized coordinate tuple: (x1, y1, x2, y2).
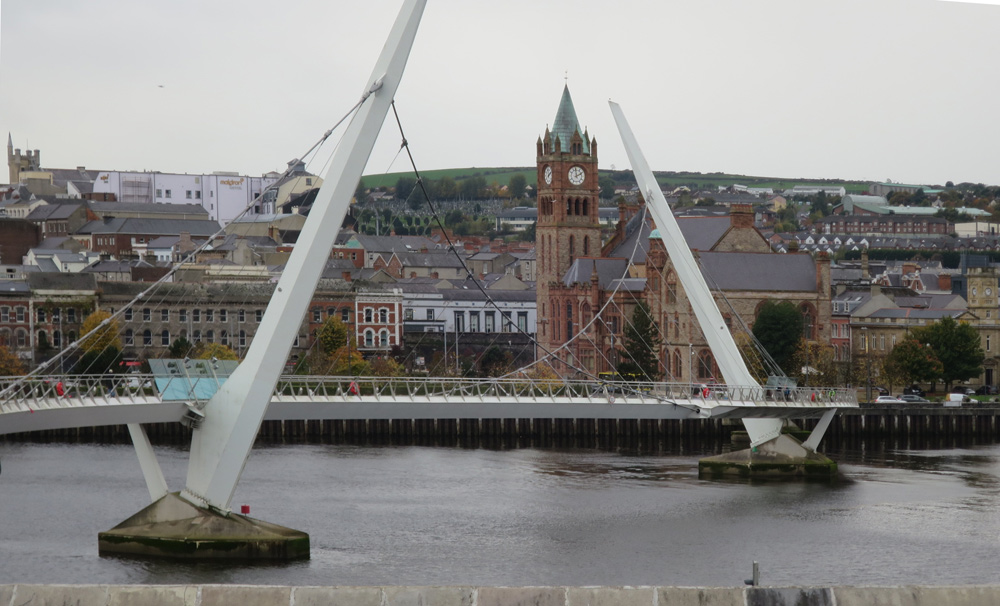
(360, 168, 871, 194)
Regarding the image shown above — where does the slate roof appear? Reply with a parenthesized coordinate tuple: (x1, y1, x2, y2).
(88, 201, 209, 217)
(26, 203, 83, 221)
(351, 234, 439, 253)
(0, 280, 30, 293)
(397, 251, 466, 268)
(697, 252, 817, 292)
(77, 218, 221, 236)
(562, 258, 630, 289)
(27, 272, 97, 291)
(866, 308, 966, 320)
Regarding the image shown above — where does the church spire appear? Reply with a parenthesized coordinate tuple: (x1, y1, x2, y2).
(550, 85, 589, 155)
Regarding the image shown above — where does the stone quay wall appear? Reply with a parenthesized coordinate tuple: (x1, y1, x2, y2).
(3, 584, 1000, 606)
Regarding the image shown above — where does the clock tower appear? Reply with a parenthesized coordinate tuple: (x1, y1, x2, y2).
(535, 85, 601, 355)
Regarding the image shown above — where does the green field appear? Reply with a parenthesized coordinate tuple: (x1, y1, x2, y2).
(360, 167, 870, 194)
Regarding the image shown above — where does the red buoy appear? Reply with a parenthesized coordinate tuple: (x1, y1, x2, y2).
(240, 505, 250, 514)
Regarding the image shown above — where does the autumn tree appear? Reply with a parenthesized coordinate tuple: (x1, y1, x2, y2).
(0, 344, 26, 376)
(317, 316, 351, 354)
(192, 342, 239, 361)
(75, 310, 123, 374)
(790, 340, 838, 387)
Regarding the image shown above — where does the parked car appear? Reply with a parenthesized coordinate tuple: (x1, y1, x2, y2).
(974, 385, 997, 396)
(875, 395, 905, 403)
(903, 385, 926, 397)
(875, 386, 890, 396)
(898, 394, 930, 403)
(951, 387, 975, 396)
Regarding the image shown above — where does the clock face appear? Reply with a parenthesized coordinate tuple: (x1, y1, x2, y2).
(987, 288, 993, 296)
(544, 165, 552, 185)
(568, 165, 585, 186)
(972, 287, 978, 296)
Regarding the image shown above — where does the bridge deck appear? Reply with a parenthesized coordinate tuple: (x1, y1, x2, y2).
(0, 375, 857, 436)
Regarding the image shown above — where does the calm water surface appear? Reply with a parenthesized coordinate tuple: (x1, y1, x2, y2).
(1, 439, 999, 587)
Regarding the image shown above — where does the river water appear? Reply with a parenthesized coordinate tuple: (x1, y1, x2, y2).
(1, 438, 999, 587)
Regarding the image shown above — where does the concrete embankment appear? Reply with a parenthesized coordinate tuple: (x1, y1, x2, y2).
(3, 584, 1000, 606)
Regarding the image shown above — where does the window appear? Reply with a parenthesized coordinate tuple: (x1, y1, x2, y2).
(426, 309, 434, 321)
(255, 309, 262, 322)
(156, 189, 162, 198)
(67, 308, 76, 323)
(485, 312, 495, 333)
(16, 329, 26, 348)
(503, 311, 513, 333)
(143, 329, 152, 346)
(161, 330, 170, 346)
(206, 330, 214, 343)
(379, 329, 389, 347)
(221, 330, 229, 346)
(239, 330, 247, 348)
(238, 309, 245, 323)
(454, 311, 465, 332)
(379, 308, 388, 323)
(161, 309, 169, 322)
(697, 350, 715, 380)
(204, 309, 212, 322)
(220, 309, 228, 322)
(124, 329, 134, 346)
(179, 309, 188, 322)
(312, 308, 321, 322)
(186, 190, 192, 199)
(190, 309, 199, 323)
(193, 330, 201, 342)
(53, 330, 61, 348)
(15, 307, 25, 323)
(0, 307, 7, 322)
(666, 273, 677, 304)
(195, 191, 201, 199)
(364, 329, 374, 347)
(125, 308, 133, 321)
(518, 312, 528, 332)
(405, 309, 414, 321)
(341, 308, 351, 322)
(469, 312, 479, 332)
(37, 309, 46, 323)
(364, 308, 373, 323)
(165, 189, 172, 198)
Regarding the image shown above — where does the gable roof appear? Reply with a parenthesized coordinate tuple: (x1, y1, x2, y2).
(698, 251, 817, 292)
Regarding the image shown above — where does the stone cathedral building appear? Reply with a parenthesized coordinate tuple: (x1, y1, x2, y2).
(534, 86, 832, 381)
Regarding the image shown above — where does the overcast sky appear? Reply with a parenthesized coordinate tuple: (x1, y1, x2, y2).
(2, 0, 998, 187)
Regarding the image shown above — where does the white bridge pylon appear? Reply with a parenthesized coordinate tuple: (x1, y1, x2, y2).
(609, 101, 827, 448)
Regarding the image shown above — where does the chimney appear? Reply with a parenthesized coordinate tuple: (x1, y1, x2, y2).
(938, 273, 952, 291)
(730, 204, 753, 228)
(816, 251, 831, 296)
(871, 283, 882, 297)
(431, 272, 439, 279)
(342, 271, 352, 282)
(788, 240, 799, 253)
(861, 249, 869, 278)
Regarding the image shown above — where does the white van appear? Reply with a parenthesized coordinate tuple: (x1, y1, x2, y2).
(945, 393, 970, 406)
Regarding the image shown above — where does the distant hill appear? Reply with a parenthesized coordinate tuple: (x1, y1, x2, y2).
(360, 167, 870, 194)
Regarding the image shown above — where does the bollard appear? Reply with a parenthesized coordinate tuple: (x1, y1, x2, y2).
(744, 561, 759, 587)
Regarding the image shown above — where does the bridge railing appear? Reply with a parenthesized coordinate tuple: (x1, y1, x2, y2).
(0, 374, 859, 413)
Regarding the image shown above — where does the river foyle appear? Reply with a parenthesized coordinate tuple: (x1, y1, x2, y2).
(1, 438, 999, 587)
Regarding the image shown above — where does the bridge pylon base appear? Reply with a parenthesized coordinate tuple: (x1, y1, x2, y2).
(698, 434, 838, 479)
(98, 492, 309, 560)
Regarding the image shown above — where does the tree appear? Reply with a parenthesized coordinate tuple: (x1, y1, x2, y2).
(328, 345, 369, 375)
(882, 339, 943, 387)
(479, 346, 512, 377)
(79, 310, 121, 355)
(616, 301, 662, 380)
(169, 337, 194, 359)
(508, 174, 526, 200)
(599, 176, 616, 199)
(752, 301, 803, 375)
(192, 342, 239, 361)
(911, 316, 984, 390)
(0, 344, 25, 376)
(790, 340, 837, 387)
(76, 310, 123, 374)
(370, 356, 404, 377)
(395, 176, 416, 201)
(317, 316, 350, 354)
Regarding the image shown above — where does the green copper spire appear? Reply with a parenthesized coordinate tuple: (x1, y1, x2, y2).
(550, 85, 590, 155)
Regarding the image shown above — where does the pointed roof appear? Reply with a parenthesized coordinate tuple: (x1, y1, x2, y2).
(550, 85, 590, 154)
